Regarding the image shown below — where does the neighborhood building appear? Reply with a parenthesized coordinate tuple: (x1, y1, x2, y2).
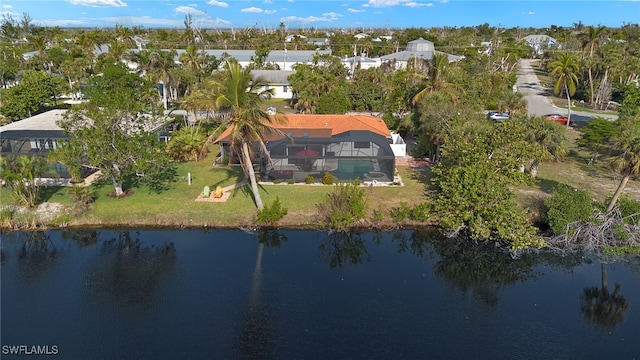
(1, 109, 173, 178)
(250, 70, 295, 99)
(215, 114, 402, 183)
(0, 109, 70, 176)
(379, 37, 463, 70)
(523, 34, 558, 55)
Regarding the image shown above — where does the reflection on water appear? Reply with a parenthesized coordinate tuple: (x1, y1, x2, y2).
(84, 231, 177, 308)
(580, 263, 631, 329)
(318, 232, 369, 268)
(2, 229, 640, 359)
(233, 242, 281, 360)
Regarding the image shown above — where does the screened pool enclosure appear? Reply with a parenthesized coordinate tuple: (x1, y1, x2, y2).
(261, 130, 395, 183)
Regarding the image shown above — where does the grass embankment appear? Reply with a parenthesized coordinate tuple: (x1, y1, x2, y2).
(0, 149, 428, 229)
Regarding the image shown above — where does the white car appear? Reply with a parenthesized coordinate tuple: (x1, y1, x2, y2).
(487, 111, 510, 122)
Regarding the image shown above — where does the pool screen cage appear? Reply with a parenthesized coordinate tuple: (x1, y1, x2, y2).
(261, 130, 395, 183)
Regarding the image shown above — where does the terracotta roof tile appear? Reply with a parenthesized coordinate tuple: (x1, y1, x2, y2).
(215, 114, 390, 143)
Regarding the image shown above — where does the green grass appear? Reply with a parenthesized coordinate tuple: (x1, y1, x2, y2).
(0, 152, 426, 228)
(264, 98, 296, 114)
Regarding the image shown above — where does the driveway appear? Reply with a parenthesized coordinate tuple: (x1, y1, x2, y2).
(516, 59, 618, 123)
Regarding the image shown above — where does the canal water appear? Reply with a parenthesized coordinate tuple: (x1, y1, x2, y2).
(1, 229, 639, 359)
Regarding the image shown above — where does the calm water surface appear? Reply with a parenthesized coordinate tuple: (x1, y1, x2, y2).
(1, 229, 639, 359)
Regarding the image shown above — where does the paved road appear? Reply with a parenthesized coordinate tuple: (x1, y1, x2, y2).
(516, 59, 618, 123)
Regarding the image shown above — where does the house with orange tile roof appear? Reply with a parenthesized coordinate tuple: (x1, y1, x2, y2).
(215, 114, 398, 183)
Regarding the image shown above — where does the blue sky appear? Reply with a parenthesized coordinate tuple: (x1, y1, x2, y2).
(2, 0, 638, 30)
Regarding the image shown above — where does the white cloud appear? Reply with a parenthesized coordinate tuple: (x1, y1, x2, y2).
(241, 7, 276, 14)
(2, 4, 12, 9)
(365, 0, 434, 7)
(440, 0, 448, 3)
(241, 7, 262, 12)
(39, 18, 91, 27)
(70, 0, 127, 7)
(280, 12, 342, 24)
(263, 0, 272, 3)
(404, 2, 433, 7)
(347, 8, 365, 12)
(322, 12, 342, 19)
(521, 11, 535, 15)
(365, 0, 402, 7)
(101, 14, 231, 27)
(207, 0, 228, 8)
(175, 6, 205, 15)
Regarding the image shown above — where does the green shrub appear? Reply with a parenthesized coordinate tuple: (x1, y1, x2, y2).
(69, 185, 96, 216)
(0, 207, 14, 226)
(544, 185, 595, 235)
(316, 180, 368, 232)
(391, 202, 411, 221)
(305, 175, 314, 184)
(257, 196, 288, 225)
(222, 156, 230, 165)
(371, 206, 384, 223)
(273, 179, 282, 184)
(287, 178, 295, 185)
(616, 196, 640, 225)
(321, 172, 334, 185)
(410, 202, 430, 221)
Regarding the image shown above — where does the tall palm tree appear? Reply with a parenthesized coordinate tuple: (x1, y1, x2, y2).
(548, 53, 579, 129)
(579, 26, 607, 107)
(412, 53, 462, 105)
(190, 59, 284, 210)
(179, 45, 205, 83)
(606, 136, 640, 212)
(526, 117, 568, 178)
(149, 50, 177, 109)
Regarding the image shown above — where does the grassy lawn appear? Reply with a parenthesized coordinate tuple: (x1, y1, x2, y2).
(78, 163, 428, 227)
(264, 98, 296, 114)
(1, 150, 428, 228)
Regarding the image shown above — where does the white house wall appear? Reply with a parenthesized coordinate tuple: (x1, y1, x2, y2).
(256, 84, 292, 99)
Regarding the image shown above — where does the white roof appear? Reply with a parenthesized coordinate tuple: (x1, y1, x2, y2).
(0, 109, 66, 132)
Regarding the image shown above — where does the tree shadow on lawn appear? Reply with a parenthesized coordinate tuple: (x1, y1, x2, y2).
(208, 166, 245, 190)
(532, 177, 564, 194)
(38, 186, 68, 203)
(576, 161, 616, 181)
(208, 166, 266, 208)
(408, 167, 437, 197)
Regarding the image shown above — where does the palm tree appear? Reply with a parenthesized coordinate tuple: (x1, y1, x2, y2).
(189, 59, 284, 210)
(579, 26, 607, 107)
(0, 155, 48, 208)
(412, 53, 462, 105)
(149, 50, 177, 109)
(606, 136, 640, 212)
(498, 91, 527, 116)
(179, 45, 205, 84)
(548, 53, 579, 129)
(526, 117, 568, 178)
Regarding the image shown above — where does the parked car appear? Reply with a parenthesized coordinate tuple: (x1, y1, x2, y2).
(487, 111, 510, 122)
(544, 114, 573, 126)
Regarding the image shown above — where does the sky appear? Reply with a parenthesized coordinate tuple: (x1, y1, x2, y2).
(2, 0, 639, 30)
